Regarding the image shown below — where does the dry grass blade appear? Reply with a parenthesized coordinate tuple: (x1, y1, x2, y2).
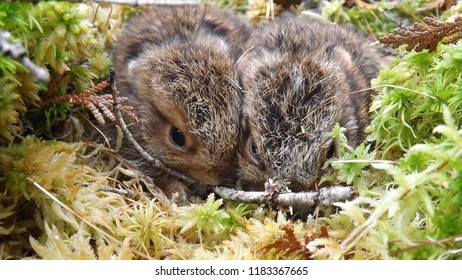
(28, 177, 151, 259)
(389, 234, 462, 256)
(344, 0, 379, 10)
(416, 0, 456, 12)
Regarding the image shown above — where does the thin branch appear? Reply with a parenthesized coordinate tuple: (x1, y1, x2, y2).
(7, 0, 199, 5)
(213, 186, 357, 208)
(0, 31, 50, 83)
(99, 185, 137, 198)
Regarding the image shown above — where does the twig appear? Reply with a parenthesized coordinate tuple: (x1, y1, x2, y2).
(0, 30, 50, 83)
(7, 0, 199, 5)
(99, 185, 137, 198)
(213, 186, 357, 207)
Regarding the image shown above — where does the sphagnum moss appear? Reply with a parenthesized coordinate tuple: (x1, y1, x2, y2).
(1, 1, 462, 260)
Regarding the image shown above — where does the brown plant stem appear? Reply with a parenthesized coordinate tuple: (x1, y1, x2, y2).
(389, 234, 462, 256)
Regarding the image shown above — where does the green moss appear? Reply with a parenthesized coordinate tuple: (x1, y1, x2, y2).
(0, 2, 30, 37)
(0, 77, 25, 142)
(371, 42, 462, 158)
(1, 1, 462, 260)
(176, 194, 231, 242)
(0, 2, 121, 138)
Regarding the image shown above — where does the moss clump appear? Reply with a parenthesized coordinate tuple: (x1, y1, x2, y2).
(371, 41, 462, 158)
(1, 1, 462, 260)
(316, 7, 462, 257)
(0, 2, 126, 139)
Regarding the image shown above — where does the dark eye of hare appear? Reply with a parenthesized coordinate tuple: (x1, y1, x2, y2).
(169, 127, 186, 148)
(326, 143, 336, 159)
(247, 138, 260, 164)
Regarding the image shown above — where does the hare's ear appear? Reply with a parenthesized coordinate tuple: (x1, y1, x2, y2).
(117, 59, 142, 98)
(325, 45, 355, 73)
(325, 45, 370, 94)
(126, 59, 140, 80)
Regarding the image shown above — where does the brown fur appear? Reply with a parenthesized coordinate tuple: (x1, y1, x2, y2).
(237, 18, 383, 192)
(112, 6, 251, 197)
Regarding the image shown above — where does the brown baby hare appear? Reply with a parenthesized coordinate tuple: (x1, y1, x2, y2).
(237, 18, 384, 192)
(112, 6, 251, 197)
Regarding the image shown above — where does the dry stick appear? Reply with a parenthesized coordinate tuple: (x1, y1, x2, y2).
(111, 82, 196, 185)
(0, 31, 50, 83)
(214, 186, 357, 208)
(10, 0, 199, 5)
(99, 185, 137, 198)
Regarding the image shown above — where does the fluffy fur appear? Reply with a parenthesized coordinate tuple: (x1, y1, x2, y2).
(113, 6, 251, 196)
(237, 18, 383, 191)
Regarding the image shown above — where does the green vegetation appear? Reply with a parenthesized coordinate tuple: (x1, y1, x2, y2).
(0, 1, 461, 259)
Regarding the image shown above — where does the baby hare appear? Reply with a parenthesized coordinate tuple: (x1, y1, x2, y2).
(237, 18, 383, 192)
(112, 6, 250, 197)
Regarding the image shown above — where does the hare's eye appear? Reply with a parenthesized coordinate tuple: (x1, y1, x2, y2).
(169, 127, 186, 148)
(247, 138, 260, 165)
(326, 143, 336, 159)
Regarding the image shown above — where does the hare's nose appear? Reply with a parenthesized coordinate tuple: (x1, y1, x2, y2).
(217, 170, 238, 186)
(193, 168, 237, 186)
